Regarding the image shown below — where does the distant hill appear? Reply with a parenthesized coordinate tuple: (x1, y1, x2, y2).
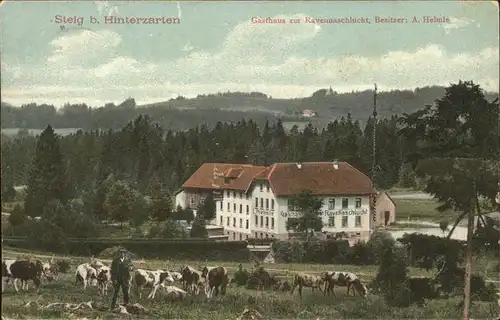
(1, 86, 498, 131)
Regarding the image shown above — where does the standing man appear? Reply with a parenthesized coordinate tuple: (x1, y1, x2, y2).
(110, 248, 134, 311)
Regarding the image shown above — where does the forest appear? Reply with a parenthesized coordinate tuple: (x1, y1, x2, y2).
(2, 85, 498, 131)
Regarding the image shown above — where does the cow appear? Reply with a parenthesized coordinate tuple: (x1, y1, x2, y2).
(75, 263, 98, 290)
(290, 273, 325, 298)
(96, 265, 112, 295)
(43, 255, 60, 280)
(201, 266, 229, 298)
(322, 271, 368, 298)
(132, 269, 175, 300)
(180, 265, 203, 294)
(2, 259, 47, 293)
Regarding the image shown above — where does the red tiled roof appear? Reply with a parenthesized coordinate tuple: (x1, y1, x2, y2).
(182, 163, 267, 191)
(264, 162, 373, 196)
(183, 162, 373, 196)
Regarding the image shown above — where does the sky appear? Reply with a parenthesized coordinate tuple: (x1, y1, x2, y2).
(1, 1, 499, 107)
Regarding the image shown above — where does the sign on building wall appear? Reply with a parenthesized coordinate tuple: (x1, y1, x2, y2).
(280, 208, 368, 218)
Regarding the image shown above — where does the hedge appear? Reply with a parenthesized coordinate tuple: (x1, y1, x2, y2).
(3, 237, 249, 261)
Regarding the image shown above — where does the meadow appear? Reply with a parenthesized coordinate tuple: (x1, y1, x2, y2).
(2, 246, 499, 320)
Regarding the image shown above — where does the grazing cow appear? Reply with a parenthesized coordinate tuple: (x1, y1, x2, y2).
(96, 265, 112, 295)
(290, 273, 325, 298)
(201, 266, 229, 298)
(180, 265, 202, 294)
(75, 263, 98, 290)
(2, 259, 46, 292)
(322, 271, 368, 297)
(132, 269, 175, 299)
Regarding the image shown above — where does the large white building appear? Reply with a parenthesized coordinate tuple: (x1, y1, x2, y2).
(175, 162, 375, 244)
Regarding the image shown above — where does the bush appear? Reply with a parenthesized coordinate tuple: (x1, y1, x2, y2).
(372, 246, 412, 307)
(348, 241, 372, 265)
(273, 240, 305, 263)
(148, 219, 188, 239)
(272, 239, 354, 264)
(366, 231, 396, 264)
(99, 245, 131, 259)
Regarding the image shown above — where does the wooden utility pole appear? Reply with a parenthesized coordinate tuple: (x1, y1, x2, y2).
(371, 84, 378, 231)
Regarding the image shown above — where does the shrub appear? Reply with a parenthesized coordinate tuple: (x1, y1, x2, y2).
(273, 240, 305, 263)
(366, 231, 395, 264)
(372, 246, 412, 307)
(348, 241, 372, 265)
(98, 245, 131, 259)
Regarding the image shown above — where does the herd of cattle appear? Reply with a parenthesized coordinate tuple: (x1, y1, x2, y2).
(2, 256, 369, 302)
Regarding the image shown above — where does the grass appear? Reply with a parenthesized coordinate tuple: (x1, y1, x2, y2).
(2, 246, 499, 319)
(394, 199, 457, 223)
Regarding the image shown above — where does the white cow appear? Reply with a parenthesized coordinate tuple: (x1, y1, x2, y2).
(75, 263, 98, 290)
(163, 285, 190, 301)
(132, 269, 175, 299)
(170, 271, 183, 282)
(96, 265, 112, 295)
(322, 271, 368, 297)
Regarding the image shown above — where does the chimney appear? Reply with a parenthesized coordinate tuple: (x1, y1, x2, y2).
(296, 162, 302, 169)
(333, 160, 339, 170)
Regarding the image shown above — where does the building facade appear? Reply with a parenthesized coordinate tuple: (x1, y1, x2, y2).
(373, 191, 396, 227)
(178, 162, 375, 244)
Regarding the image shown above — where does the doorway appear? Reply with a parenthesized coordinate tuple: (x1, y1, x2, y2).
(384, 211, 390, 226)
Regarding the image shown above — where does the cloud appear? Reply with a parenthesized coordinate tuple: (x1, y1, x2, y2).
(1, 15, 498, 107)
(442, 16, 475, 34)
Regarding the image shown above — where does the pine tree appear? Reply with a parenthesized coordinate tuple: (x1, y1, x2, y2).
(190, 215, 208, 238)
(24, 125, 70, 217)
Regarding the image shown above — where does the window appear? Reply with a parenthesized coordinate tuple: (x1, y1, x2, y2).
(265, 234, 269, 238)
(260, 216, 263, 227)
(271, 199, 275, 210)
(239, 218, 243, 228)
(227, 217, 230, 227)
(328, 217, 335, 227)
(255, 198, 258, 207)
(260, 184, 263, 191)
(255, 216, 258, 227)
(246, 235, 249, 239)
(226, 191, 230, 198)
(233, 203, 236, 213)
(233, 191, 236, 198)
(342, 216, 348, 227)
(260, 232, 263, 238)
(233, 232, 235, 240)
(239, 192, 243, 199)
(271, 218, 274, 229)
(265, 199, 269, 209)
(328, 198, 336, 210)
(260, 198, 263, 208)
(233, 218, 236, 227)
(288, 199, 298, 211)
(342, 198, 349, 209)
(355, 216, 362, 227)
(239, 234, 242, 240)
(189, 197, 195, 206)
(265, 217, 269, 229)
(246, 205, 249, 214)
(220, 201, 223, 211)
(227, 203, 230, 211)
(355, 198, 362, 208)
(220, 215, 223, 225)
(246, 220, 249, 229)
(239, 204, 242, 213)
(266, 184, 269, 192)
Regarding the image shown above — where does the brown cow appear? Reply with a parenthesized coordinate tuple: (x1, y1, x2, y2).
(180, 265, 202, 294)
(201, 266, 229, 298)
(290, 273, 325, 298)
